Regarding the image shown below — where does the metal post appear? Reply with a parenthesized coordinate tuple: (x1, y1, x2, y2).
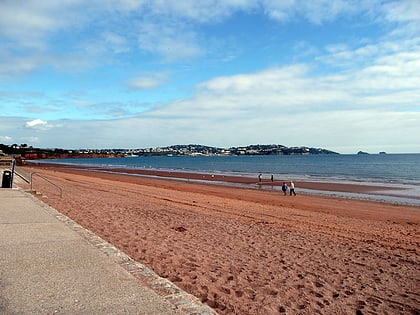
(11, 159, 16, 188)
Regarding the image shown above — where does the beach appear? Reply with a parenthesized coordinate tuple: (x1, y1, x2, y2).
(18, 164, 420, 314)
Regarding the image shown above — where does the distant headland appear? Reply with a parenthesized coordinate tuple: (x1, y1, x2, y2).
(1, 143, 338, 160)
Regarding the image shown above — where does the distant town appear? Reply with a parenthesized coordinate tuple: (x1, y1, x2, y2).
(0, 143, 338, 160)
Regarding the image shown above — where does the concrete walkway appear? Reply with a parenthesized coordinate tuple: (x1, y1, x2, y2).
(0, 188, 216, 315)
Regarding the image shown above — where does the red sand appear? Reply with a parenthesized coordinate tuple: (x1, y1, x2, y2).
(19, 165, 420, 314)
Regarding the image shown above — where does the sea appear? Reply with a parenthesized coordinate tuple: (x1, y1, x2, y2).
(44, 154, 420, 206)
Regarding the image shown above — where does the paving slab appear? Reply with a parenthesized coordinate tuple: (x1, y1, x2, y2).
(0, 188, 217, 315)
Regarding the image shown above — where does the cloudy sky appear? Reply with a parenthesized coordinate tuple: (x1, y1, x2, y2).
(1, 0, 419, 153)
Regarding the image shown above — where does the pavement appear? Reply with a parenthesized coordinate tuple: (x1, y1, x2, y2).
(0, 184, 217, 314)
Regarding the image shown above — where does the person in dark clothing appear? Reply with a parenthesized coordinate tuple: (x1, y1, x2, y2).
(281, 182, 288, 195)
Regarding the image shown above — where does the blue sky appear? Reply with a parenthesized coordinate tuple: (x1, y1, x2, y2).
(1, 0, 419, 153)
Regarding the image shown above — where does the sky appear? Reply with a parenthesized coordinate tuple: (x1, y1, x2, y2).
(1, 0, 419, 154)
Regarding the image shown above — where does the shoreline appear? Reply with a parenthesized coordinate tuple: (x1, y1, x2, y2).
(26, 162, 420, 206)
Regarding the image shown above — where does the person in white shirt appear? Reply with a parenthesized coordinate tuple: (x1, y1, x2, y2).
(289, 181, 296, 196)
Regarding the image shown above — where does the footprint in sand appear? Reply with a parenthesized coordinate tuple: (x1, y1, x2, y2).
(235, 290, 244, 297)
(218, 286, 231, 295)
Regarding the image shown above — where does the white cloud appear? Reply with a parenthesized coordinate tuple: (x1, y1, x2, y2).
(21, 136, 40, 144)
(0, 136, 12, 143)
(0, 51, 97, 81)
(0, 0, 86, 50)
(0, 52, 40, 80)
(24, 119, 54, 131)
(102, 32, 130, 54)
(106, 0, 145, 11)
(319, 36, 420, 85)
(143, 0, 258, 23)
(25, 119, 47, 128)
(261, 0, 371, 23)
(382, 0, 420, 23)
(127, 72, 170, 90)
(200, 65, 308, 94)
(137, 21, 203, 61)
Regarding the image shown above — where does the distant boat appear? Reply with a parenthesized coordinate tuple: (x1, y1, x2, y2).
(379, 151, 387, 154)
(357, 151, 369, 155)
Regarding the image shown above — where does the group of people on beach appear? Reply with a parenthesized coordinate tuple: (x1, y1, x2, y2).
(258, 174, 297, 196)
(281, 181, 296, 196)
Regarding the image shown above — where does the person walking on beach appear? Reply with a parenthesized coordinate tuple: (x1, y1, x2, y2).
(281, 182, 288, 195)
(258, 174, 262, 183)
(289, 181, 296, 196)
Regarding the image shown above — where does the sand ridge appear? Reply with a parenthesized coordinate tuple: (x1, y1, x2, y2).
(20, 165, 420, 314)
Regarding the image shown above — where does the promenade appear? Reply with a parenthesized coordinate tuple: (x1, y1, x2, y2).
(0, 185, 216, 314)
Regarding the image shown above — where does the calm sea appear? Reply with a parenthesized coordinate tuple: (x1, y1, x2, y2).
(46, 154, 420, 205)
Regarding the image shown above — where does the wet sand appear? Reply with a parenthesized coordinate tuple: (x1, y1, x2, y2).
(19, 164, 420, 314)
(26, 162, 408, 195)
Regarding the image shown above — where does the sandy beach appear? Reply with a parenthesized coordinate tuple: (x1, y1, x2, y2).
(18, 164, 419, 314)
